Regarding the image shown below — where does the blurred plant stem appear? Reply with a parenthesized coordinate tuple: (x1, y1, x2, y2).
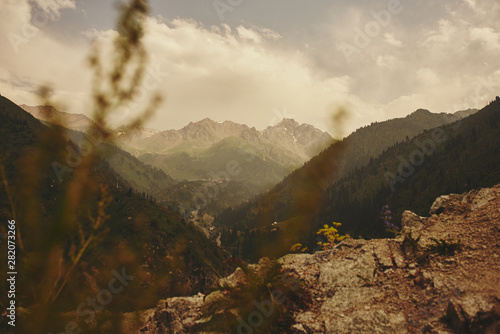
(13, 0, 164, 331)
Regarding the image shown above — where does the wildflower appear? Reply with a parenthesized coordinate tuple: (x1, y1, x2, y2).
(380, 205, 400, 233)
(290, 243, 302, 252)
(315, 222, 350, 251)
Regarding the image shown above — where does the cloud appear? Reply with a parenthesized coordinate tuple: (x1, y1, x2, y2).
(0, 0, 86, 108)
(31, 0, 76, 20)
(383, 33, 402, 47)
(416, 68, 440, 86)
(470, 26, 500, 50)
(1, 0, 500, 137)
(376, 54, 397, 67)
(131, 17, 363, 133)
(463, 0, 476, 10)
(421, 19, 456, 46)
(237, 26, 263, 43)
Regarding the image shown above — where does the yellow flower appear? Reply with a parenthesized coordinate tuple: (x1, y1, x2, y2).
(290, 243, 302, 252)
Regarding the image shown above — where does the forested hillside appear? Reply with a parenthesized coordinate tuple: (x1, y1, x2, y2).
(215, 99, 499, 261)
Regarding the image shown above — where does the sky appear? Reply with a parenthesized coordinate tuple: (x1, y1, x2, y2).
(1, 0, 499, 136)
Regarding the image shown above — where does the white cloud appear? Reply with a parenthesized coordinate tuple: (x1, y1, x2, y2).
(133, 17, 363, 133)
(376, 55, 397, 67)
(463, 0, 476, 10)
(237, 26, 263, 43)
(470, 27, 500, 50)
(0, 0, 88, 113)
(422, 19, 456, 46)
(383, 33, 402, 47)
(416, 68, 440, 86)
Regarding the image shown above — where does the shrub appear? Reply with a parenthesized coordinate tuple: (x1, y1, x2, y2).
(426, 238, 462, 256)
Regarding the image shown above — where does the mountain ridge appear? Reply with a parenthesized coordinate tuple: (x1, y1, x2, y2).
(20, 104, 96, 132)
(117, 116, 333, 160)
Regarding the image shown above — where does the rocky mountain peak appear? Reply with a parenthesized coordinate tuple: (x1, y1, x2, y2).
(194, 117, 216, 126)
(412, 108, 432, 115)
(276, 118, 300, 129)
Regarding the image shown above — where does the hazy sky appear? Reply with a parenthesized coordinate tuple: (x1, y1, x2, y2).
(1, 0, 499, 135)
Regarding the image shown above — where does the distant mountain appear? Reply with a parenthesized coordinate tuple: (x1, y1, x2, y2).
(120, 118, 251, 154)
(215, 103, 499, 260)
(19, 104, 176, 203)
(262, 118, 333, 159)
(20, 104, 96, 132)
(454, 108, 478, 119)
(117, 117, 333, 187)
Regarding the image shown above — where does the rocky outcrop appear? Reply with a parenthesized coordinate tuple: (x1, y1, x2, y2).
(138, 185, 500, 333)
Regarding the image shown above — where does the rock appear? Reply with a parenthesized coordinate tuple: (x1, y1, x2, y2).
(373, 240, 395, 268)
(401, 210, 427, 233)
(294, 311, 325, 333)
(218, 266, 246, 288)
(140, 295, 205, 333)
(467, 186, 500, 211)
(445, 295, 500, 334)
(422, 271, 433, 286)
(409, 269, 419, 277)
(387, 240, 406, 268)
(429, 194, 466, 215)
(290, 323, 308, 333)
(324, 309, 407, 334)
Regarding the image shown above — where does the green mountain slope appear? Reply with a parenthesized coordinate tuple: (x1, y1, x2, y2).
(215, 100, 498, 260)
(66, 129, 175, 202)
(320, 98, 500, 239)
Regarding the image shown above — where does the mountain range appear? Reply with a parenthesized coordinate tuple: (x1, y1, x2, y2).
(117, 117, 334, 189)
(214, 102, 500, 260)
(19, 105, 335, 217)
